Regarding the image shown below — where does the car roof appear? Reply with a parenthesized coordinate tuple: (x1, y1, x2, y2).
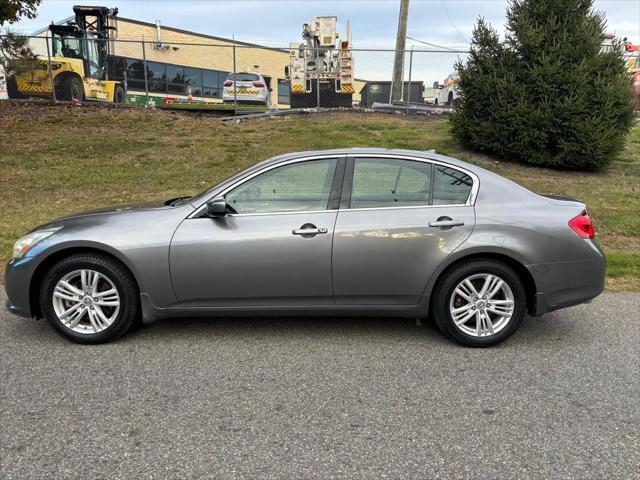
(264, 148, 476, 172)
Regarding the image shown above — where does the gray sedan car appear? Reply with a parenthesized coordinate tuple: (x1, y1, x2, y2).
(5, 148, 605, 347)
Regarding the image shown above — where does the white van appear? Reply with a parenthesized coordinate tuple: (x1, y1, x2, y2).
(433, 73, 460, 106)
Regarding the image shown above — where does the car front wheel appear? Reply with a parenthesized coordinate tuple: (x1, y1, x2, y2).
(432, 259, 527, 347)
(40, 253, 139, 343)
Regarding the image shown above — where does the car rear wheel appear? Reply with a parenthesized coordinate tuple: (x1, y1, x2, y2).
(40, 253, 139, 343)
(432, 259, 526, 347)
(447, 92, 454, 106)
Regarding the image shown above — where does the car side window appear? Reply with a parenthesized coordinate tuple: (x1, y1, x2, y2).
(225, 159, 337, 214)
(432, 165, 473, 205)
(350, 158, 432, 208)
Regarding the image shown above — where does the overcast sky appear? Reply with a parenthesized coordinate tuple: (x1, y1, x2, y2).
(5, 0, 639, 48)
(3, 0, 638, 84)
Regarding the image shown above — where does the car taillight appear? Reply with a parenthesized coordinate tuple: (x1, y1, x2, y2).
(568, 210, 595, 239)
(223, 81, 233, 87)
(253, 82, 265, 88)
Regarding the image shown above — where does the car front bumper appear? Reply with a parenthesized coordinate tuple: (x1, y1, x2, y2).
(4, 256, 40, 319)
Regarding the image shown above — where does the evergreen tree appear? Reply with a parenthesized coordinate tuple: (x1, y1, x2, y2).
(450, 0, 635, 171)
(1, 0, 41, 76)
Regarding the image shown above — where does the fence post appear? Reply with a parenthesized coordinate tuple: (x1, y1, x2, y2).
(45, 33, 56, 102)
(406, 47, 413, 115)
(232, 35, 237, 118)
(316, 47, 321, 109)
(141, 39, 149, 106)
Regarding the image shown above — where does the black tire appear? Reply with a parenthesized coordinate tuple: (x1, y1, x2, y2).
(434, 98, 438, 106)
(447, 92, 454, 106)
(6, 75, 27, 99)
(55, 75, 84, 101)
(39, 253, 139, 344)
(431, 259, 527, 347)
(114, 84, 125, 103)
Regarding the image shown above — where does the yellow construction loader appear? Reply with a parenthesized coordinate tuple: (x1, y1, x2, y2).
(8, 5, 125, 103)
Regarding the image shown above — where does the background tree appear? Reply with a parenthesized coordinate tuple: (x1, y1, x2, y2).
(450, 0, 635, 171)
(1, 0, 42, 76)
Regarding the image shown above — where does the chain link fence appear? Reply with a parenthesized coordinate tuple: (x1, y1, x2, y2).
(1, 34, 469, 115)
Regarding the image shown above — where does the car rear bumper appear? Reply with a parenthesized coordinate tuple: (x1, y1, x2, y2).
(527, 241, 606, 316)
(222, 93, 268, 103)
(4, 256, 39, 319)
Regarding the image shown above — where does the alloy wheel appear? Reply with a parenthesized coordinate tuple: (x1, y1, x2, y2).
(52, 269, 120, 334)
(449, 273, 515, 337)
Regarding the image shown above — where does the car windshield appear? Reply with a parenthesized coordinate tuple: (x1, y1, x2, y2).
(228, 73, 260, 82)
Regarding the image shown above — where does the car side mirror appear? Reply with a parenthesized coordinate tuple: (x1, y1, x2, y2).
(432, 81, 440, 89)
(206, 197, 227, 217)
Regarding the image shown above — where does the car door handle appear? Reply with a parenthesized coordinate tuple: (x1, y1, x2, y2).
(428, 218, 464, 228)
(292, 224, 328, 236)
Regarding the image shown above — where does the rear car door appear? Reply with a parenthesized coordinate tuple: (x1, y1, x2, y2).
(332, 156, 477, 306)
(169, 156, 344, 307)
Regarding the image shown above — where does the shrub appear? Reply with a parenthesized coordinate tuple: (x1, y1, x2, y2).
(450, 0, 635, 171)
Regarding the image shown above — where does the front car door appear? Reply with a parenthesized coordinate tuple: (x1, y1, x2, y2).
(169, 156, 344, 308)
(332, 155, 477, 306)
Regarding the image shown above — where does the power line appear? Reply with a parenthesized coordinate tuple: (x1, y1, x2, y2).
(440, 0, 468, 45)
(406, 35, 456, 51)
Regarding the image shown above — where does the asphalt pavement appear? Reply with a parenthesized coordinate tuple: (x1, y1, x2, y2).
(1, 291, 638, 479)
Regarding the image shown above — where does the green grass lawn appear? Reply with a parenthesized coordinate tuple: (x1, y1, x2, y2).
(1, 103, 638, 290)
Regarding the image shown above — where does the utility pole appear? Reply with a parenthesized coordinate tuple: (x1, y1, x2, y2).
(391, 0, 409, 104)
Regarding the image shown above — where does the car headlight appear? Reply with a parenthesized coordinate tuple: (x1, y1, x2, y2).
(12, 227, 62, 259)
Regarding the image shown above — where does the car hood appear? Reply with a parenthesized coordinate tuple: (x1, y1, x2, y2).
(32, 199, 189, 232)
(75, 199, 173, 216)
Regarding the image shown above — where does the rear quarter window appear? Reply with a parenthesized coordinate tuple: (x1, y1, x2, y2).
(432, 165, 473, 205)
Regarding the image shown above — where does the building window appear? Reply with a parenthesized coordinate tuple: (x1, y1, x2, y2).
(147, 61, 167, 93)
(166, 64, 185, 94)
(125, 59, 147, 91)
(107, 56, 127, 82)
(203, 70, 228, 99)
(184, 67, 202, 96)
(107, 56, 230, 99)
(202, 70, 219, 98)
